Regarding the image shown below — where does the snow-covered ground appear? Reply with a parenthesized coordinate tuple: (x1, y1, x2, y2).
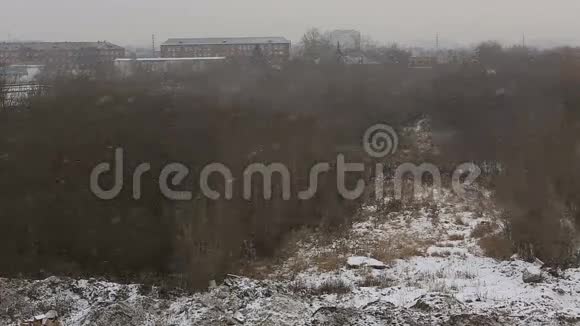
(3, 188, 580, 325)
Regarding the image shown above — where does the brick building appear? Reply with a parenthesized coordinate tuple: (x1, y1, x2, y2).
(160, 37, 291, 65)
(0, 41, 125, 72)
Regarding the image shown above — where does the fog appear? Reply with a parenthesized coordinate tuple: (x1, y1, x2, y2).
(2, 0, 580, 47)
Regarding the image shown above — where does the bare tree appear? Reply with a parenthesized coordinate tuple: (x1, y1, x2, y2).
(363, 43, 411, 65)
(299, 28, 334, 62)
(475, 41, 503, 66)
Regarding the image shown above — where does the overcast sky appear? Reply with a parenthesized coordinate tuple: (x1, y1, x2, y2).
(2, 0, 580, 48)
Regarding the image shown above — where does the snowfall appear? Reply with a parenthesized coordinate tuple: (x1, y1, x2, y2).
(3, 187, 580, 326)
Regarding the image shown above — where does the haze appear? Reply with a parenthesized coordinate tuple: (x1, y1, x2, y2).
(2, 0, 580, 47)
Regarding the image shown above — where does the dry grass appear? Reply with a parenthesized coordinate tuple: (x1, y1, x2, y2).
(313, 252, 345, 272)
(277, 228, 315, 258)
(315, 279, 352, 295)
(470, 222, 498, 239)
(455, 270, 477, 279)
(430, 250, 452, 258)
(369, 234, 435, 264)
(448, 233, 465, 241)
(479, 234, 513, 260)
(238, 258, 278, 280)
(287, 257, 311, 276)
(371, 242, 424, 263)
(290, 278, 352, 296)
(358, 272, 394, 288)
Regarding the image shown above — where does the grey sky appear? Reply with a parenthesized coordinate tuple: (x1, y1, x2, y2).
(2, 0, 580, 48)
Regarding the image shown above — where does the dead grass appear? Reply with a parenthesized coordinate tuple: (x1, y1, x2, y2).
(315, 279, 352, 295)
(290, 278, 351, 296)
(455, 270, 477, 279)
(287, 257, 311, 276)
(370, 234, 435, 264)
(448, 233, 465, 241)
(238, 258, 278, 280)
(371, 241, 425, 263)
(479, 234, 513, 261)
(430, 250, 452, 258)
(358, 272, 394, 288)
(313, 252, 344, 272)
(277, 228, 315, 258)
(470, 222, 498, 239)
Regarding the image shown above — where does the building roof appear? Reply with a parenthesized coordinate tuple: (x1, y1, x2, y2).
(162, 37, 290, 46)
(0, 41, 124, 51)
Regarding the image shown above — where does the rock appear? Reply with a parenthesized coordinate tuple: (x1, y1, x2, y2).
(533, 258, 544, 267)
(346, 256, 387, 270)
(45, 310, 59, 319)
(553, 287, 566, 295)
(233, 311, 245, 324)
(208, 280, 217, 289)
(523, 268, 544, 284)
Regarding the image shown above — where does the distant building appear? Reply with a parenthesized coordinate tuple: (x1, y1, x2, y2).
(329, 30, 361, 51)
(409, 56, 436, 68)
(114, 57, 226, 77)
(0, 42, 125, 73)
(160, 37, 291, 65)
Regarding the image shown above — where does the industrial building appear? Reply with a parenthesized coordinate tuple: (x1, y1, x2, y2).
(160, 37, 290, 65)
(0, 41, 125, 72)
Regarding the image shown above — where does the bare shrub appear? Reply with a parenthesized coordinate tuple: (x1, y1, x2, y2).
(288, 279, 309, 294)
(430, 250, 451, 258)
(455, 270, 477, 279)
(313, 253, 344, 273)
(470, 223, 498, 239)
(358, 272, 394, 288)
(290, 278, 351, 296)
(479, 234, 513, 261)
(371, 237, 428, 263)
(430, 47, 580, 266)
(312, 279, 352, 295)
(1, 63, 430, 288)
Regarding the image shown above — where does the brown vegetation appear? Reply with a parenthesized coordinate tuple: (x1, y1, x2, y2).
(358, 272, 394, 288)
(448, 234, 465, 241)
(3, 40, 580, 290)
(479, 234, 513, 261)
(289, 278, 352, 296)
(0, 62, 429, 289)
(470, 223, 498, 239)
(430, 44, 580, 266)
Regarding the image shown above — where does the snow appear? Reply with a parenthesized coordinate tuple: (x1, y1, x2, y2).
(347, 256, 387, 269)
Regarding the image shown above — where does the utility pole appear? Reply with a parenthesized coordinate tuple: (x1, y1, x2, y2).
(152, 34, 156, 57)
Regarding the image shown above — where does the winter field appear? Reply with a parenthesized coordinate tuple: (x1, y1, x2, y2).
(3, 187, 580, 325)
